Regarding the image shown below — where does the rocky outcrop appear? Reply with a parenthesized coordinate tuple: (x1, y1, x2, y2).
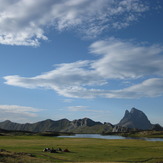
(71, 118, 102, 127)
(152, 124, 163, 131)
(117, 108, 153, 130)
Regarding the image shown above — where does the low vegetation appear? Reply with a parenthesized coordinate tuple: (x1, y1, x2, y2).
(0, 135, 163, 162)
(119, 130, 163, 138)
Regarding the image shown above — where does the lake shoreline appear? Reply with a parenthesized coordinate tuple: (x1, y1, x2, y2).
(57, 133, 163, 141)
(1, 129, 163, 139)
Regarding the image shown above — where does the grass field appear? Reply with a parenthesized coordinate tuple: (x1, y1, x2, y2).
(0, 136, 163, 162)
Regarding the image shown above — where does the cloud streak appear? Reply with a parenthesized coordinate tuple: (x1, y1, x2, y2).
(68, 106, 104, 113)
(105, 78, 163, 99)
(0, 0, 149, 46)
(3, 38, 163, 99)
(90, 38, 163, 79)
(0, 105, 43, 116)
(0, 105, 44, 122)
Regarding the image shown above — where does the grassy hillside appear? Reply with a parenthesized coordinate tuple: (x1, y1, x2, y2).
(0, 136, 163, 162)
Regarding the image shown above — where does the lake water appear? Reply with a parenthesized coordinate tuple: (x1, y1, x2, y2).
(58, 134, 163, 141)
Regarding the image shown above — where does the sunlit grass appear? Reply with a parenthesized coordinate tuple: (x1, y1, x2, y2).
(0, 136, 163, 162)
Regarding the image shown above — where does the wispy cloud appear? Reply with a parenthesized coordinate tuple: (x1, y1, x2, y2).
(0, 0, 149, 46)
(90, 38, 163, 79)
(63, 99, 74, 103)
(3, 38, 163, 99)
(3, 60, 107, 98)
(0, 105, 44, 122)
(68, 106, 103, 113)
(104, 78, 163, 98)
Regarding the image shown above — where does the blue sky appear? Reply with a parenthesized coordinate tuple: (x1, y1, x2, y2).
(0, 0, 163, 125)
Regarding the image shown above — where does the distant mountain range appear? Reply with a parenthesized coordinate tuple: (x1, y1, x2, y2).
(0, 108, 162, 133)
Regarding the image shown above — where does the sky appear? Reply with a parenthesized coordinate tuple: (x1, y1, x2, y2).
(0, 0, 163, 125)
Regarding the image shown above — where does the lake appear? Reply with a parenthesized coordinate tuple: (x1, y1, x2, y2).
(58, 134, 163, 141)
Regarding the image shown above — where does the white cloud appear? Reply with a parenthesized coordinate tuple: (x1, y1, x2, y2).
(68, 106, 103, 113)
(68, 106, 89, 112)
(90, 38, 163, 79)
(104, 78, 163, 99)
(3, 60, 107, 98)
(0, 105, 44, 122)
(3, 38, 163, 99)
(0, 105, 43, 116)
(0, 0, 149, 46)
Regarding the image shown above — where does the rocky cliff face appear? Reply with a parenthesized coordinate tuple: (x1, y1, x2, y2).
(118, 108, 152, 130)
(71, 118, 102, 127)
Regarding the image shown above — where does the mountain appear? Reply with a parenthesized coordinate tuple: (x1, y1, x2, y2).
(0, 119, 72, 132)
(117, 108, 153, 130)
(0, 108, 162, 133)
(66, 118, 113, 133)
(72, 118, 102, 127)
(0, 118, 110, 133)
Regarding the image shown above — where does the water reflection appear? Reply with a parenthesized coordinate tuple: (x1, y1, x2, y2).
(58, 134, 163, 141)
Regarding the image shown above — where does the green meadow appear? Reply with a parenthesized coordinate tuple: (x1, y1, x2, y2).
(0, 136, 163, 163)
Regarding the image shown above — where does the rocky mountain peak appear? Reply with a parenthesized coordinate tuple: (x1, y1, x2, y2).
(118, 108, 152, 130)
(124, 110, 130, 116)
(130, 107, 137, 113)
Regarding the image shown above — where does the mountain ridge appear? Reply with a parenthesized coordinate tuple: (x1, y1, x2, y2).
(0, 108, 162, 133)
